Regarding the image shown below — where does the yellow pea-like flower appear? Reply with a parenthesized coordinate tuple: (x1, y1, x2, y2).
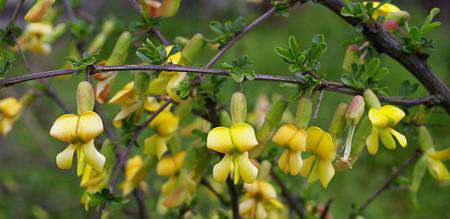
(272, 124, 306, 175)
(299, 126, 335, 188)
(239, 180, 284, 219)
(50, 111, 105, 173)
(144, 110, 179, 159)
(370, 2, 400, 20)
(0, 97, 23, 135)
(366, 105, 407, 155)
(121, 156, 145, 196)
(156, 151, 186, 195)
(207, 123, 259, 184)
(418, 126, 450, 182)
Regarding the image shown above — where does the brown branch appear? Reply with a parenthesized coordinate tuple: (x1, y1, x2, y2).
(9, 0, 25, 24)
(0, 65, 438, 107)
(150, 28, 170, 46)
(132, 188, 149, 219)
(316, 0, 450, 113)
(226, 179, 240, 219)
(270, 170, 305, 219)
(109, 99, 173, 191)
(350, 149, 423, 218)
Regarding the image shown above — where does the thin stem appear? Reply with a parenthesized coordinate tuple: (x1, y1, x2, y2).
(351, 149, 423, 217)
(132, 188, 149, 219)
(200, 178, 229, 206)
(128, 0, 142, 12)
(109, 99, 173, 191)
(150, 28, 170, 46)
(0, 65, 439, 107)
(270, 170, 305, 219)
(9, 0, 25, 25)
(313, 88, 325, 120)
(320, 198, 333, 219)
(62, 0, 78, 22)
(226, 178, 240, 219)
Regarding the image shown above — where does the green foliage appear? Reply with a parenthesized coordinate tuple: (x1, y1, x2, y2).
(136, 39, 180, 65)
(340, 57, 389, 92)
(177, 76, 194, 100)
(399, 80, 419, 97)
(341, 0, 390, 24)
(402, 8, 441, 54)
(66, 50, 103, 73)
(0, 49, 15, 79)
(409, 155, 427, 208)
(221, 55, 255, 83)
(209, 17, 245, 48)
(0, 23, 22, 46)
(130, 15, 161, 32)
(68, 20, 93, 40)
(87, 189, 128, 209)
(271, 0, 295, 17)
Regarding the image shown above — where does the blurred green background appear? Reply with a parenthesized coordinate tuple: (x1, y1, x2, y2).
(0, 0, 449, 218)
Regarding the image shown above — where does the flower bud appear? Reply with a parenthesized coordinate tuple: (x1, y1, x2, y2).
(230, 92, 247, 124)
(106, 32, 131, 65)
(77, 81, 95, 114)
(363, 89, 381, 109)
(295, 96, 312, 129)
(382, 20, 399, 33)
(24, 0, 55, 23)
(418, 126, 434, 151)
(181, 33, 205, 64)
(158, 0, 181, 18)
(346, 95, 365, 125)
(342, 44, 359, 72)
(329, 103, 348, 147)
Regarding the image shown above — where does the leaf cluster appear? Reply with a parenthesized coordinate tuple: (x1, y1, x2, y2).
(0, 23, 22, 46)
(402, 8, 441, 54)
(0, 49, 14, 79)
(340, 57, 389, 92)
(68, 20, 93, 40)
(221, 55, 255, 83)
(136, 39, 180, 65)
(87, 189, 128, 209)
(66, 50, 103, 73)
(340, 0, 390, 24)
(209, 17, 245, 48)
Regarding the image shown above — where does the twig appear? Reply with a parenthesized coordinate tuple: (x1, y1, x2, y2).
(200, 178, 228, 206)
(132, 188, 149, 219)
(351, 149, 423, 218)
(317, 0, 450, 113)
(313, 88, 325, 120)
(0, 65, 440, 107)
(320, 198, 333, 219)
(109, 99, 173, 191)
(127, 0, 142, 12)
(9, 0, 25, 25)
(62, 0, 78, 22)
(270, 170, 305, 219)
(150, 28, 170, 46)
(226, 178, 240, 219)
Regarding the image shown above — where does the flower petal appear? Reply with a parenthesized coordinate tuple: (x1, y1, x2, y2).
(0, 97, 22, 118)
(77, 111, 104, 143)
(213, 154, 233, 182)
(306, 126, 324, 152)
(368, 108, 389, 128)
(207, 127, 233, 154)
(156, 114, 179, 136)
(167, 72, 187, 103)
(144, 96, 161, 112)
(288, 129, 307, 151)
(238, 152, 258, 184)
(380, 129, 396, 150)
(56, 144, 76, 169)
(157, 156, 177, 176)
(230, 123, 258, 152)
(272, 124, 297, 147)
(148, 74, 172, 95)
(76, 146, 85, 176)
(427, 157, 450, 181)
(50, 114, 78, 143)
(387, 128, 407, 147)
(318, 160, 335, 188)
(278, 150, 289, 173)
(379, 105, 405, 126)
(239, 199, 255, 216)
(144, 135, 168, 159)
(366, 127, 379, 155)
(315, 131, 335, 161)
(428, 148, 450, 161)
(289, 151, 303, 176)
(108, 82, 135, 105)
(256, 202, 267, 219)
(82, 141, 105, 171)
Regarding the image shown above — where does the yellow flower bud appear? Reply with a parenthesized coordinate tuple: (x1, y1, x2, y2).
(24, 0, 55, 23)
(77, 81, 95, 114)
(231, 92, 247, 124)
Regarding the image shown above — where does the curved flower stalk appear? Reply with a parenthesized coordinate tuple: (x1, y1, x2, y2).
(24, 0, 55, 23)
(50, 82, 105, 174)
(144, 109, 179, 159)
(80, 140, 115, 210)
(364, 89, 407, 155)
(0, 92, 34, 135)
(121, 155, 155, 196)
(95, 32, 132, 103)
(300, 127, 336, 188)
(418, 126, 450, 182)
(207, 92, 259, 184)
(271, 96, 312, 175)
(239, 180, 284, 219)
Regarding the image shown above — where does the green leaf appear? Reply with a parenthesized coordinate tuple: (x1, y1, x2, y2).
(341, 73, 355, 87)
(410, 156, 427, 208)
(312, 34, 325, 45)
(288, 35, 299, 56)
(408, 27, 421, 41)
(367, 58, 380, 74)
(309, 42, 327, 60)
(371, 67, 388, 81)
(209, 21, 224, 34)
(421, 22, 441, 34)
(274, 47, 293, 63)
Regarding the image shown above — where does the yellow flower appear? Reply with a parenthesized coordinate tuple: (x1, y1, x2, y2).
(50, 111, 105, 173)
(24, 0, 55, 23)
(272, 124, 306, 175)
(419, 126, 450, 182)
(0, 97, 23, 135)
(207, 123, 259, 184)
(80, 164, 110, 210)
(300, 127, 335, 188)
(366, 105, 407, 155)
(144, 110, 179, 158)
(371, 2, 400, 20)
(148, 46, 187, 102)
(121, 155, 154, 196)
(15, 22, 54, 55)
(157, 151, 186, 195)
(239, 180, 284, 219)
